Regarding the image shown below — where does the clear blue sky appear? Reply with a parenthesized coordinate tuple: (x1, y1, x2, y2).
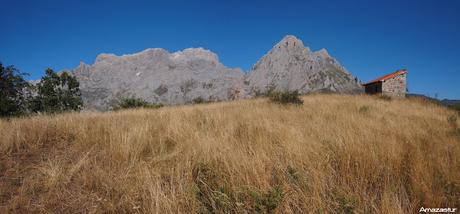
(1, 0, 459, 99)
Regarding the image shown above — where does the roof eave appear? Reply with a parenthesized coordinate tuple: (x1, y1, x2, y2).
(362, 80, 383, 86)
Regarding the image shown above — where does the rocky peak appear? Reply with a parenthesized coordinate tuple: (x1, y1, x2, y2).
(95, 53, 118, 63)
(73, 61, 91, 76)
(314, 48, 331, 59)
(170, 48, 219, 63)
(140, 48, 168, 55)
(246, 35, 363, 94)
(273, 35, 310, 53)
(134, 48, 170, 59)
(77, 61, 91, 69)
(94, 48, 170, 65)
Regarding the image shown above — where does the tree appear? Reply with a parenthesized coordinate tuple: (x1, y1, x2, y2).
(0, 62, 30, 117)
(30, 68, 82, 113)
(59, 71, 83, 111)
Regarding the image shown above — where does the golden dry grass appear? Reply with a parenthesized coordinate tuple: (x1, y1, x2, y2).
(0, 94, 459, 213)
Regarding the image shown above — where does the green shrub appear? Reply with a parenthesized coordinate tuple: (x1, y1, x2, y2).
(191, 162, 284, 213)
(250, 186, 283, 213)
(358, 105, 370, 114)
(287, 166, 299, 182)
(113, 98, 163, 110)
(192, 163, 235, 213)
(192, 97, 209, 104)
(269, 91, 303, 105)
(331, 190, 357, 214)
(377, 95, 392, 101)
(447, 103, 460, 113)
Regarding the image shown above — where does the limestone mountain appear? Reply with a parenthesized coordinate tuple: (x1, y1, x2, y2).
(246, 35, 363, 94)
(73, 48, 247, 110)
(64, 35, 363, 110)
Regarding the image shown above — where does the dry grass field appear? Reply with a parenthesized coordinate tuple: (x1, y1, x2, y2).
(1, 94, 459, 213)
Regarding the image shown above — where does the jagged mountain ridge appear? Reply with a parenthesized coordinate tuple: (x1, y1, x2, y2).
(69, 35, 363, 110)
(73, 48, 247, 110)
(246, 35, 362, 94)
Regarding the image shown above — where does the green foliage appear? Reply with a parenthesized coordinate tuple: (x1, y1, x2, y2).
(113, 97, 163, 110)
(250, 186, 284, 214)
(253, 89, 266, 98)
(447, 103, 460, 113)
(443, 182, 460, 204)
(252, 84, 276, 98)
(377, 95, 392, 101)
(192, 163, 235, 213)
(0, 63, 31, 117)
(358, 105, 370, 114)
(287, 166, 299, 182)
(29, 68, 83, 113)
(192, 97, 206, 104)
(269, 91, 304, 105)
(331, 190, 358, 214)
(192, 162, 284, 213)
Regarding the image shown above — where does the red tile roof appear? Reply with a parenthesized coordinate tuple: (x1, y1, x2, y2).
(363, 69, 407, 86)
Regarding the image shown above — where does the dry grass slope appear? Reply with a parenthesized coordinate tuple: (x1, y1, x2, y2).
(1, 94, 459, 213)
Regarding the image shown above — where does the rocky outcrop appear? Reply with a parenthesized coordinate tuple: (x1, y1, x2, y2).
(246, 35, 363, 94)
(68, 35, 363, 110)
(73, 48, 247, 110)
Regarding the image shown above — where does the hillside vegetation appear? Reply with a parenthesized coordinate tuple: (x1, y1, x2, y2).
(1, 95, 459, 213)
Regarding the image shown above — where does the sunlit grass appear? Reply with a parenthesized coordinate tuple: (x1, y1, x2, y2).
(1, 94, 459, 213)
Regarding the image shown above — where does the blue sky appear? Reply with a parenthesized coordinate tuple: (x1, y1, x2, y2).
(1, 0, 459, 99)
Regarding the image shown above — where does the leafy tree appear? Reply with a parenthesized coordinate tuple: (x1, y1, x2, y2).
(59, 71, 82, 111)
(30, 68, 82, 113)
(0, 63, 30, 117)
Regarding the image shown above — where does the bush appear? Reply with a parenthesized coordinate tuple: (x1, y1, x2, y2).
(269, 91, 303, 105)
(331, 190, 358, 214)
(377, 95, 392, 101)
(192, 97, 209, 104)
(250, 186, 283, 213)
(113, 97, 163, 110)
(358, 105, 370, 114)
(447, 103, 460, 113)
(192, 163, 236, 213)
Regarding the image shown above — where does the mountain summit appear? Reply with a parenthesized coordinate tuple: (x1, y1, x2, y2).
(246, 35, 363, 94)
(69, 35, 363, 110)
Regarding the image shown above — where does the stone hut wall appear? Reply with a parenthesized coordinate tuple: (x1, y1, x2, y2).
(382, 74, 406, 97)
(364, 82, 382, 94)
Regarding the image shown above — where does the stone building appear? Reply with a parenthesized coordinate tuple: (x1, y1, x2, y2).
(363, 69, 407, 97)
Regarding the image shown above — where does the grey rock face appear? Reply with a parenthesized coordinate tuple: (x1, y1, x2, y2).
(246, 35, 363, 94)
(73, 48, 247, 110)
(68, 35, 362, 110)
